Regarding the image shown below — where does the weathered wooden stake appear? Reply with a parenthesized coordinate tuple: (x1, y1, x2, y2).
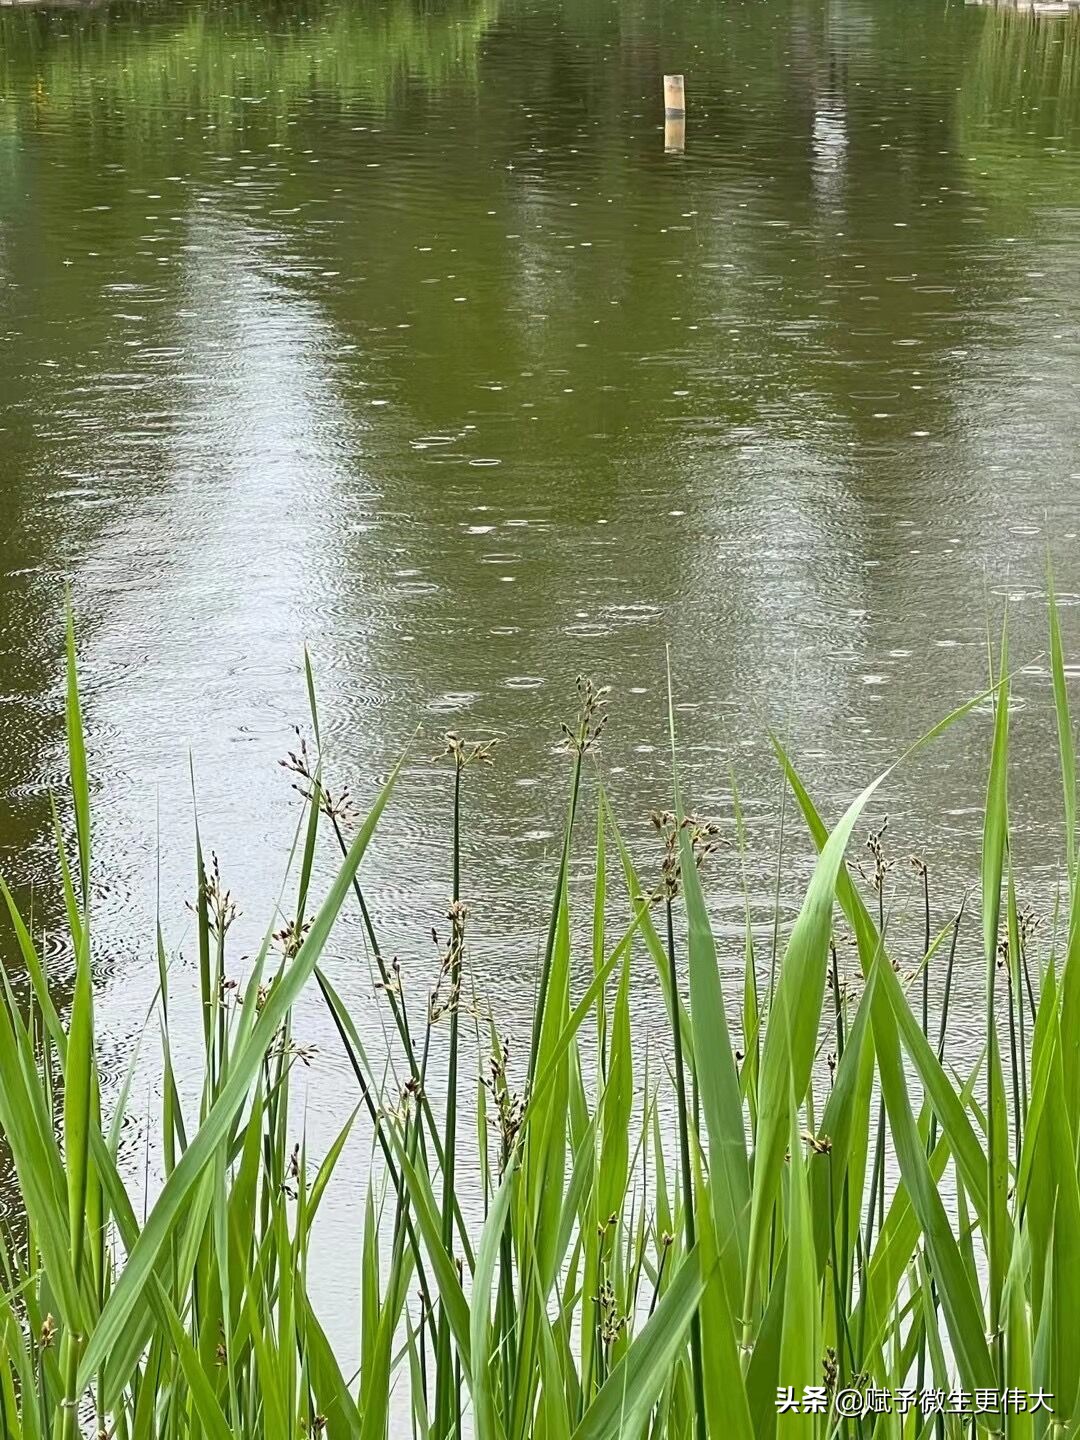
(664, 116, 685, 154)
(664, 74, 686, 118)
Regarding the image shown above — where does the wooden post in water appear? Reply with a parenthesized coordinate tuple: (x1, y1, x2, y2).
(664, 74, 686, 118)
(664, 74, 685, 152)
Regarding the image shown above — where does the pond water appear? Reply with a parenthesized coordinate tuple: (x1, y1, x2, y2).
(2, 0, 1080, 1353)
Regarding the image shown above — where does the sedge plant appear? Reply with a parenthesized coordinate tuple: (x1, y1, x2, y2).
(0, 595, 1075, 1438)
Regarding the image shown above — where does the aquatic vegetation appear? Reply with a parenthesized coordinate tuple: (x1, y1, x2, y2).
(0, 598, 1076, 1438)
(0, 0, 502, 129)
(960, 5, 1080, 207)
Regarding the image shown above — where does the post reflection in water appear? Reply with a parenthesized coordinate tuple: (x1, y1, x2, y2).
(664, 114, 686, 153)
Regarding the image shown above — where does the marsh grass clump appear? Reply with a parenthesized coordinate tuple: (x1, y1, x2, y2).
(0, 598, 1077, 1438)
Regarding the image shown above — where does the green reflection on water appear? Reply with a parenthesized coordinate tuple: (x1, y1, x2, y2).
(0, 0, 501, 118)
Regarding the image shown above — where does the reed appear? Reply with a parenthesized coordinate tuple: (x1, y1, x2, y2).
(0, 592, 1075, 1439)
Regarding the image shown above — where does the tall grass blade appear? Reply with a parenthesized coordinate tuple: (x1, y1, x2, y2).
(570, 1248, 706, 1440)
(665, 667, 749, 1316)
(78, 753, 406, 1395)
(1048, 566, 1076, 884)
